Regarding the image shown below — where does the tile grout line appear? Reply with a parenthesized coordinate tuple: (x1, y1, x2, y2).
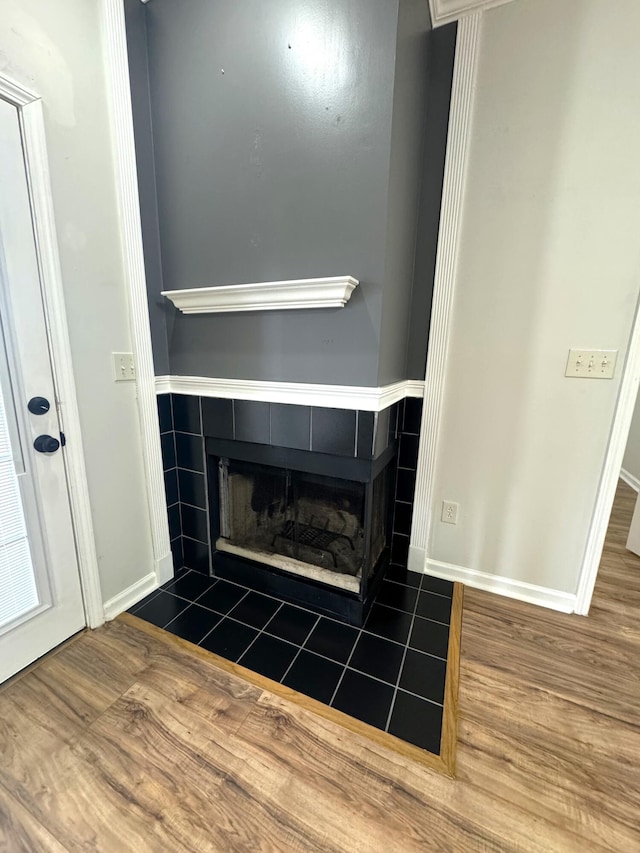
(156, 586, 450, 661)
(278, 614, 322, 684)
(233, 599, 286, 664)
(383, 576, 423, 732)
(327, 625, 364, 707)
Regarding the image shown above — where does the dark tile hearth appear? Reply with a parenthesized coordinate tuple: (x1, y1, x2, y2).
(130, 567, 454, 757)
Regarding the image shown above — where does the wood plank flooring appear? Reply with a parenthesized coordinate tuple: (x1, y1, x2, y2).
(1, 480, 639, 851)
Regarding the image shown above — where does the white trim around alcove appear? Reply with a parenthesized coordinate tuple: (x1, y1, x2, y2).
(155, 375, 425, 412)
(408, 13, 481, 578)
(101, 0, 173, 602)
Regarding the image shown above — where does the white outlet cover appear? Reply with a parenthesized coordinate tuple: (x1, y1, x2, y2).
(441, 500, 459, 524)
(565, 349, 617, 379)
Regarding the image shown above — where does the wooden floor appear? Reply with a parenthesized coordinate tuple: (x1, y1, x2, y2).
(1, 481, 639, 852)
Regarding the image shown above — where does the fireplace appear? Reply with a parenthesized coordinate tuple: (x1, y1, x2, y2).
(202, 400, 398, 625)
(216, 451, 390, 584)
(156, 393, 423, 627)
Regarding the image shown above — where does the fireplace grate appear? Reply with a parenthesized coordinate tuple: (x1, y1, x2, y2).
(277, 520, 355, 554)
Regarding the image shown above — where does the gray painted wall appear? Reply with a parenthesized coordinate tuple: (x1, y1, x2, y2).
(124, 0, 169, 375)
(406, 22, 457, 379)
(127, 0, 454, 385)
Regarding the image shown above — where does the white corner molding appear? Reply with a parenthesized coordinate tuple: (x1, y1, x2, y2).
(155, 375, 424, 412)
(409, 15, 481, 576)
(162, 276, 359, 315)
(103, 571, 158, 621)
(101, 0, 173, 585)
(575, 302, 640, 615)
(0, 73, 105, 629)
(429, 0, 514, 27)
(425, 559, 577, 614)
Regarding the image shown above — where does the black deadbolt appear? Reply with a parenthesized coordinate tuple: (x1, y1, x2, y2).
(28, 396, 50, 415)
(33, 434, 60, 454)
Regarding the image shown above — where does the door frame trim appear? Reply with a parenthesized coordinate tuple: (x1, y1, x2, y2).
(101, 0, 173, 588)
(0, 74, 104, 628)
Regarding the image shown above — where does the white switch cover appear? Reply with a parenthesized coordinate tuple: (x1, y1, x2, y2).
(565, 349, 617, 379)
(113, 352, 136, 382)
(441, 501, 459, 524)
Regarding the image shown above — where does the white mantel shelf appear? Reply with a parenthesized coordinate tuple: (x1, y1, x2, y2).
(162, 276, 359, 314)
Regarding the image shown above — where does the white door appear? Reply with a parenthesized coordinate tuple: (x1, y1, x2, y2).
(0, 97, 85, 683)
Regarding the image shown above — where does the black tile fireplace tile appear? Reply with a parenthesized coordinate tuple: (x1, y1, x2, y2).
(304, 617, 359, 664)
(198, 579, 248, 614)
(409, 616, 450, 659)
(170, 537, 183, 571)
(331, 670, 394, 730)
(374, 408, 391, 457)
(202, 397, 233, 440)
(363, 603, 412, 644)
(199, 617, 258, 662)
(311, 408, 356, 457)
(160, 431, 176, 471)
(164, 468, 179, 506)
(395, 467, 417, 503)
(393, 501, 413, 537)
(403, 397, 423, 435)
(283, 650, 343, 704)
(172, 394, 202, 435)
(134, 591, 189, 629)
(388, 690, 443, 754)
(265, 604, 318, 645)
(356, 411, 375, 459)
(385, 564, 421, 589)
(182, 537, 210, 575)
(175, 432, 204, 473)
(398, 649, 447, 704)
(348, 633, 404, 685)
(229, 591, 281, 630)
(238, 634, 298, 681)
(420, 574, 455, 599)
(270, 403, 311, 451)
(398, 433, 420, 470)
(164, 570, 216, 602)
(390, 534, 410, 568)
(415, 590, 453, 624)
(167, 503, 181, 541)
(180, 504, 208, 544)
(178, 469, 206, 509)
(234, 400, 271, 444)
(164, 603, 222, 645)
(374, 580, 418, 614)
(157, 394, 173, 434)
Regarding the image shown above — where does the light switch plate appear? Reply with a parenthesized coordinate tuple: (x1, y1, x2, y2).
(113, 352, 136, 382)
(565, 349, 617, 379)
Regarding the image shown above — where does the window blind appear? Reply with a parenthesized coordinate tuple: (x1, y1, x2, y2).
(0, 380, 37, 629)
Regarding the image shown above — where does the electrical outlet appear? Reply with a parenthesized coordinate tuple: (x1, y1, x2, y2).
(441, 500, 459, 525)
(565, 349, 617, 379)
(113, 352, 136, 382)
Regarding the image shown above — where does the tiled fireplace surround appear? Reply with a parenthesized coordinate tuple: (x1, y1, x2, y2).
(158, 393, 422, 591)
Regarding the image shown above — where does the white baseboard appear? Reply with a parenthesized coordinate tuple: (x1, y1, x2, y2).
(408, 544, 427, 574)
(424, 558, 577, 614)
(620, 468, 640, 492)
(103, 571, 158, 621)
(155, 551, 175, 585)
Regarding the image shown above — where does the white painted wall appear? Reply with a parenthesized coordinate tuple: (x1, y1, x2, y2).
(0, 0, 155, 603)
(429, 0, 640, 597)
(622, 393, 640, 487)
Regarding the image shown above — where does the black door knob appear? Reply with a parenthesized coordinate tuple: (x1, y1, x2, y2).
(28, 396, 51, 415)
(34, 435, 60, 454)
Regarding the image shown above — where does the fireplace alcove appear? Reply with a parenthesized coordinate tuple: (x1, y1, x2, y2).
(206, 434, 396, 626)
